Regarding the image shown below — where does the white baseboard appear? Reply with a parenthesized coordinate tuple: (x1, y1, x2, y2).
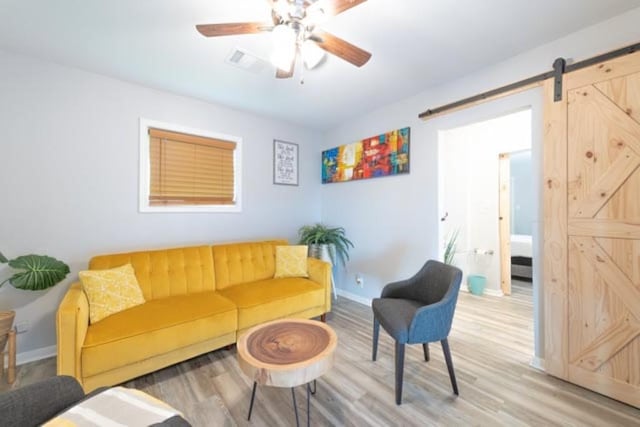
(483, 288, 504, 297)
(336, 288, 372, 306)
(529, 356, 545, 371)
(15, 345, 56, 366)
(339, 287, 504, 304)
(460, 286, 503, 297)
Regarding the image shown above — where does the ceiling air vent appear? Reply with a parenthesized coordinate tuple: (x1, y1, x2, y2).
(225, 48, 269, 74)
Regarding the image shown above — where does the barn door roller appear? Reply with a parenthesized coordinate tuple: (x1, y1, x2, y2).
(553, 58, 566, 102)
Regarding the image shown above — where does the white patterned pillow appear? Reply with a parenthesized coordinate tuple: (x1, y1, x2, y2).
(274, 246, 309, 278)
(79, 264, 145, 324)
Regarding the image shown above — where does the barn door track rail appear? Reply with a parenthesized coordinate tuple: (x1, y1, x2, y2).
(418, 41, 640, 120)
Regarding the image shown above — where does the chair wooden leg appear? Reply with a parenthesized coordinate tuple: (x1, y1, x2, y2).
(422, 343, 430, 362)
(372, 318, 380, 361)
(320, 313, 327, 323)
(441, 338, 458, 395)
(395, 341, 405, 405)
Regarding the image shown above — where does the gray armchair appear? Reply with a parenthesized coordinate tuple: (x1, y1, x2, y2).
(372, 260, 462, 404)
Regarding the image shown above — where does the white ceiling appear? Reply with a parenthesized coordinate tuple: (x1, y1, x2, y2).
(1, 0, 640, 130)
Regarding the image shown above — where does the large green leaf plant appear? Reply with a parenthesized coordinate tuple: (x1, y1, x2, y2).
(0, 251, 70, 291)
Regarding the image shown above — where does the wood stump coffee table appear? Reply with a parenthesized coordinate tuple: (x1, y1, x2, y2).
(237, 318, 337, 426)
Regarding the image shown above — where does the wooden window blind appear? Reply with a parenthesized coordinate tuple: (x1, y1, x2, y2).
(148, 128, 236, 206)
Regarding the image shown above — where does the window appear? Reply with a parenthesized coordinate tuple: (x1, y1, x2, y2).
(139, 119, 242, 212)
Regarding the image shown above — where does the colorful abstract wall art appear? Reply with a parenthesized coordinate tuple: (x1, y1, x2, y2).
(322, 127, 410, 184)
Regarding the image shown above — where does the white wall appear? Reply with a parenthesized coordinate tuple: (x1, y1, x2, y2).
(0, 49, 322, 360)
(439, 110, 532, 293)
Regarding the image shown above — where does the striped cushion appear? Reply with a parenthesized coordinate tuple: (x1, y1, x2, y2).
(42, 387, 182, 426)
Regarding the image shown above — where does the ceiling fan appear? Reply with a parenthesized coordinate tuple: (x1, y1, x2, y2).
(196, 0, 371, 79)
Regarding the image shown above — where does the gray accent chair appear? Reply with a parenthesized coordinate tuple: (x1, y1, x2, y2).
(0, 375, 191, 426)
(372, 260, 463, 405)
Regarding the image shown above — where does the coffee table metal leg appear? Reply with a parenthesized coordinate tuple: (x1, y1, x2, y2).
(306, 382, 311, 426)
(250, 381, 318, 426)
(291, 388, 300, 427)
(247, 382, 257, 421)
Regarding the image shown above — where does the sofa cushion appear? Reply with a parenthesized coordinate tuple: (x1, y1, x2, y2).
(274, 245, 309, 278)
(89, 245, 216, 300)
(82, 292, 237, 377)
(79, 264, 146, 324)
(218, 277, 325, 330)
(212, 240, 288, 289)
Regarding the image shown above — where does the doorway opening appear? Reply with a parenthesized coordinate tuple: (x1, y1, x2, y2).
(438, 108, 535, 308)
(433, 87, 544, 367)
(438, 108, 534, 296)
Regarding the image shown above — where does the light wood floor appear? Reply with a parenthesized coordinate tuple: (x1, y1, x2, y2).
(2, 282, 640, 426)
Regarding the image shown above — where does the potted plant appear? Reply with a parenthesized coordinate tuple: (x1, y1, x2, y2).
(443, 229, 459, 265)
(0, 251, 70, 353)
(298, 223, 354, 267)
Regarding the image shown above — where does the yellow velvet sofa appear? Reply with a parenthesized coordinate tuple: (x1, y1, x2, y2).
(56, 240, 331, 392)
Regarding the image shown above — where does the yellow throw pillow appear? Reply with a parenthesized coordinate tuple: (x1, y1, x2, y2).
(274, 245, 309, 278)
(79, 264, 145, 324)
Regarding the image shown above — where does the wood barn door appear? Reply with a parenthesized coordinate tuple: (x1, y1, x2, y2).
(544, 51, 640, 408)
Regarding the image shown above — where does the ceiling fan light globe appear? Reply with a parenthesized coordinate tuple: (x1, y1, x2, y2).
(271, 24, 297, 71)
(271, 24, 296, 47)
(301, 39, 325, 69)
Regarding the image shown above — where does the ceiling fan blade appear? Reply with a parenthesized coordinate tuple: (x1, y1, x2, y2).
(196, 22, 272, 37)
(313, 29, 371, 67)
(308, 0, 367, 17)
(276, 60, 295, 79)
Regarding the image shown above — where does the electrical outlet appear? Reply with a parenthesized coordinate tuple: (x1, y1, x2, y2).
(355, 273, 363, 288)
(16, 321, 29, 334)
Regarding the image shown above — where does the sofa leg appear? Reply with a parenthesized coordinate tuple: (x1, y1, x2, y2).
(225, 344, 235, 351)
(320, 313, 327, 323)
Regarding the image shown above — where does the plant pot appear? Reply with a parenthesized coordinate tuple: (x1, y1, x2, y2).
(0, 310, 16, 352)
(467, 275, 486, 296)
(308, 244, 335, 266)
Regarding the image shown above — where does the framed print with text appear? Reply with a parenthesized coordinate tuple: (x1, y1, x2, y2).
(273, 139, 299, 186)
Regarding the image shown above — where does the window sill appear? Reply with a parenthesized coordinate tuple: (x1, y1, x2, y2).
(139, 204, 242, 213)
